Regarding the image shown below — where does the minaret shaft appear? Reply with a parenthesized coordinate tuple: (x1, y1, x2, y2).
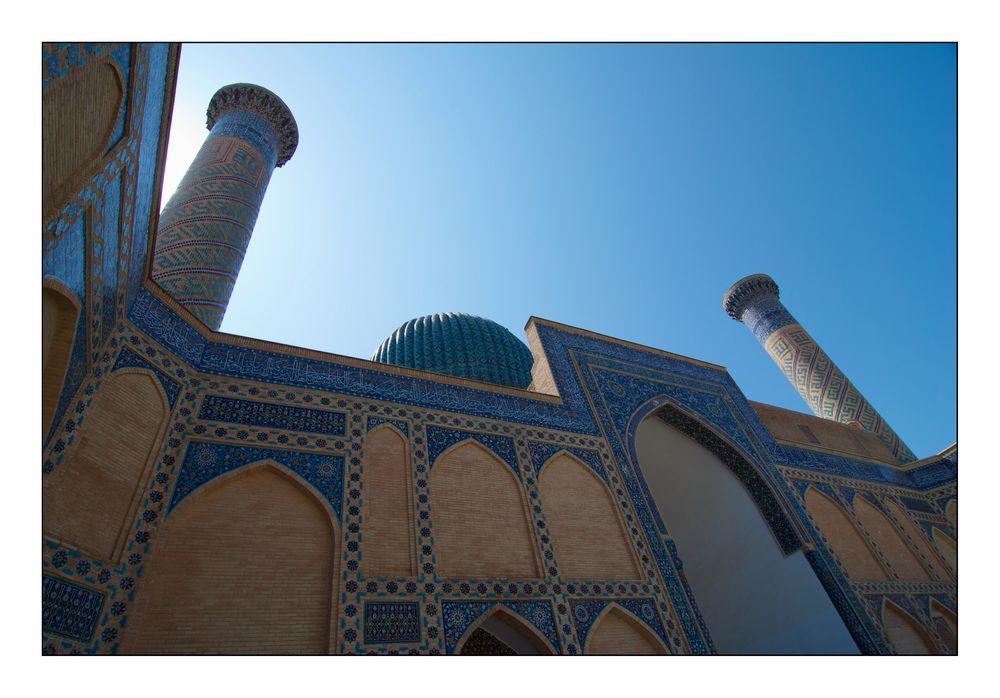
(724, 274, 916, 464)
(151, 83, 297, 330)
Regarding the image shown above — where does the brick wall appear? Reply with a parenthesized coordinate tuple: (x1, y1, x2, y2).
(882, 601, 938, 655)
(42, 285, 80, 436)
(43, 371, 166, 562)
(122, 465, 336, 654)
(805, 488, 887, 580)
(586, 607, 665, 654)
(429, 442, 541, 579)
(854, 497, 930, 581)
(538, 454, 638, 580)
(362, 425, 415, 577)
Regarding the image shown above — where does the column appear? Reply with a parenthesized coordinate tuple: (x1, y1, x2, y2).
(723, 274, 916, 464)
(151, 83, 298, 330)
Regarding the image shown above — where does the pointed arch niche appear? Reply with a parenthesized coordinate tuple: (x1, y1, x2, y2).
(805, 488, 887, 581)
(122, 462, 337, 654)
(429, 440, 541, 579)
(635, 408, 857, 654)
(456, 607, 555, 655)
(882, 600, 939, 655)
(853, 497, 930, 581)
(362, 424, 415, 577)
(42, 279, 82, 437)
(43, 370, 168, 562)
(538, 452, 639, 580)
(930, 601, 957, 655)
(586, 605, 668, 655)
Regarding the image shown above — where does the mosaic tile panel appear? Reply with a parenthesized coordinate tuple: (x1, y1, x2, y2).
(111, 346, 180, 407)
(441, 600, 558, 655)
(197, 395, 346, 435)
(426, 425, 519, 475)
(897, 496, 935, 514)
(527, 440, 606, 483)
(366, 415, 408, 436)
(363, 602, 420, 644)
(43, 574, 106, 643)
(568, 598, 667, 652)
(169, 440, 344, 520)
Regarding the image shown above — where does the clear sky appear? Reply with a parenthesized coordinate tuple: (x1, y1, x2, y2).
(161, 43, 956, 458)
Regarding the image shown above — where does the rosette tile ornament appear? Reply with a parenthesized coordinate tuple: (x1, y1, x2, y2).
(723, 274, 916, 464)
(151, 84, 298, 330)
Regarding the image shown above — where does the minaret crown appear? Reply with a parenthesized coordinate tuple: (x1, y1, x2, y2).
(723, 273, 781, 322)
(206, 83, 299, 166)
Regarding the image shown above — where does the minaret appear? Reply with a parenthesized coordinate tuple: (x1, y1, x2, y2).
(723, 273, 916, 464)
(152, 83, 298, 330)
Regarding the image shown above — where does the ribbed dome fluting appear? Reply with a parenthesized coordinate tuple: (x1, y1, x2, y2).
(372, 313, 533, 389)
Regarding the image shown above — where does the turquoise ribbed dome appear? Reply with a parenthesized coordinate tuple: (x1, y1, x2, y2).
(372, 313, 533, 389)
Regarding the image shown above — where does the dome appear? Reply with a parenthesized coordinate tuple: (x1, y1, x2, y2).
(372, 313, 534, 389)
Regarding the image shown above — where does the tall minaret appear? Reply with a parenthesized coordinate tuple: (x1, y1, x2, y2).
(723, 273, 916, 464)
(152, 83, 298, 330)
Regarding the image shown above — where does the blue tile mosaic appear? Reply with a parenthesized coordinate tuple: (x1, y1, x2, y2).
(111, 346, 180, 408)
(43, 573, 106, 643)
(899, 497, 937, 514)
(527, 440, 606, 483)
(363, 602, 420, 643)
(98, 170, 122, 347)
(127, 43, 170, 308)
(366, 415, 408, 437)
(426, 425, 519, 475)
(106, 44, 131, 154)
(197, 395, 346, 435)
(568, 598, 667, 652)
(43, 212, 87, 299)
(441, 600, 558, 655)
(169, 440, 344, 521)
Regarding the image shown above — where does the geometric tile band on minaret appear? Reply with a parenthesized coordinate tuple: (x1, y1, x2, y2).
(723, 273, 917, 464)
(151, 83, 298, 330)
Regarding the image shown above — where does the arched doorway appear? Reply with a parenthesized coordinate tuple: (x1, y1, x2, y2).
(456, 608, 555, 655)
(634, 408, 858, 654)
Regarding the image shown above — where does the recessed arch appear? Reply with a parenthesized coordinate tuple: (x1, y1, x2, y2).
(454, 605, 556, 655)
(538, 451, 639, 579)
(42, 278, 83, 438)
(43, 57, 126, 219)
(585, 604, 668, 655)
(882, 599, 939, 655)
(883, 499, 946, 580)
(945, 499, 957, 531)
(429, 439, 541, 579)
(805, 487, 888, 581)
(634, 411, 859, 654)
(931, 528, 957, 576)
(854, 497, 930, 581)
(627, 397, 803, 553)
(362, 423, 416, 577)
(122, 461, 338, 654)
(929, 601, 957, 655)
(43, 369, 169, 563)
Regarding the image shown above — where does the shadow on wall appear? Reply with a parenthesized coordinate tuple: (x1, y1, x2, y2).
(634, 414, 860, 654)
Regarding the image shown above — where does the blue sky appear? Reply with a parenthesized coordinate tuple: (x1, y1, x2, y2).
(161, 43, 956, 457)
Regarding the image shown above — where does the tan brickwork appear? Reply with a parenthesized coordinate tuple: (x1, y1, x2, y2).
(853, 497, 930, 581)
(931, 602, 957, 654)
(43, 55, 124, 219)
(882, 601, 938, 655)
(946, 498, 957, 530)
(805, 488, 887, 581)
(43, 372, 167, 562)
(586, 607, 666, 655)
(885, 500, 949, 580)
(932, 528, 957, 576)
(429, 441, 541, 579)
(122, 464, 336, 654)
(539, 454, 638, 580)
(362, 425, 415, 577)
(42, 284, 81, 436)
